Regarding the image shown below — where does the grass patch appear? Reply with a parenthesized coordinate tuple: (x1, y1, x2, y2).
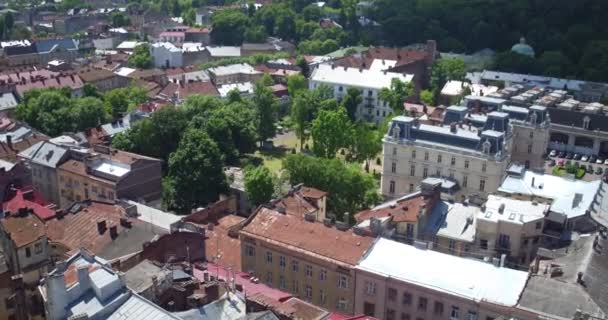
(553, 166, 586, 179)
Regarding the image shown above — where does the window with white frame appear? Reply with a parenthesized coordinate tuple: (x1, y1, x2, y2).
(319, 269, 327, 281)
(305, 265, 313, 278)
(266, 251, 273, 264)
(338, 275, 348, 289)
(365, 280, 376, 295)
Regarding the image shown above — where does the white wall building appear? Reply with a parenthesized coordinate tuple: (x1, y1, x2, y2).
(309, 63, 414, 124)
(354, 238, 533, 320)
(150, 42, 182, 68)
(381, 108, 514, 199)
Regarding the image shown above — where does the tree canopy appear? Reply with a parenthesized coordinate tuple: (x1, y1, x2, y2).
(283, 154, 381, 220)
(244, 166, 276, 206)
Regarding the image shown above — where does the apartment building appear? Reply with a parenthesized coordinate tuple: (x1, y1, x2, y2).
(309, 63, 414, 124)
(355, 181, 441, 243)
(18, 140, 75, 205)
(381, 109, 512, 199)
(56, 145, 162, 208)
(239, 206, 374, 315)
(354, 238, 535, 320)
(476, 195, 549, 266)
(207, 63, 263, 86)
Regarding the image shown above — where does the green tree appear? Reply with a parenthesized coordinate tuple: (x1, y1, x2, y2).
(244, 25, 267, 43)
(164, 128, 228, 213)
(111, 12, 131, 27)
(112, 106, 188, 164)
(244, 166, 275, 206)
(420, 89, 434, 105)
(252, 81, 278, 146)
(286, 74, 307, 95)
(82, 83, 100, 98)
(181, 8, 197, 26)
(291, 92, 313, 151)
(311, 107, 352, 158)
(211, 9, 250, 45)
(341, 88, 362, 121)
(283, 154, 381, 219)
(295, 56, 310, 77)
(349, 124, 382, 172)
(128, 44, 152, 69)
(430, 58, 466, 94)
(379, 79, 414, 114)
(71, 97, 109, 130)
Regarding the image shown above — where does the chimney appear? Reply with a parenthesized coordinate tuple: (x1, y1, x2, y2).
(6, 135, 12, 150)
(498, 203, 505, 214)
(109, 224, 118, 239)
(46, 272, 68, 319)
(106, 54, 111, 65)
(77, 265, 90, 289)
(343, 212, 350, 225)
(97, 219, 106, 234)
(531, 177, 535, 187)
(500, 254, 506, 267)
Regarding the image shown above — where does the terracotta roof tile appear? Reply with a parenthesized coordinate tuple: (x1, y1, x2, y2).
(299, 187, 327, 199)
(333, 47, 429, 71)
(241, 208, 373, 265)
(0, 212, 46, 247)
(202, 214, 245, 271)
(355, 193, 426, 224)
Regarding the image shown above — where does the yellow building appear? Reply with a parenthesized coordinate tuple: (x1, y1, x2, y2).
(239, 206, 374, 315)
(57, 146, 162, 208)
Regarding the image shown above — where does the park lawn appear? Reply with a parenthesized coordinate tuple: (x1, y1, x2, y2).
(552, 166, 586, 179)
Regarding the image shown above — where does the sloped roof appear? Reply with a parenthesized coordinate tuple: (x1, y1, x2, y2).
(241, 207, 373, 266)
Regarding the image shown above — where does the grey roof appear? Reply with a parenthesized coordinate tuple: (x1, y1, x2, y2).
(101, 111, 149, 137)
(0, 92, 18, 111)
(389, 116, 506, 155)
(96, 221, 167, 260)
(518, 233, 608, 318)
(173, 292, 246, 320)
(18, 141, 69, 168)
(124, 260, 168, 293)
(423, 200, 477, 243)
(107, 293, 182, 320)
(35, 38, 78, 53)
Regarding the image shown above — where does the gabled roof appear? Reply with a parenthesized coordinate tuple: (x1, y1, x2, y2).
(241, 207, 373, 266)
(18, 140, 69, 168)
(0, 210, 46, 247)
(3, 188, 56, 220)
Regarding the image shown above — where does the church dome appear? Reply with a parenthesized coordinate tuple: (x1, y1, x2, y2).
(511, 37, 535, 57)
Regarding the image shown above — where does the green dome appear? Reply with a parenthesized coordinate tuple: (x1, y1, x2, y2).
(511, 37, 535, 57)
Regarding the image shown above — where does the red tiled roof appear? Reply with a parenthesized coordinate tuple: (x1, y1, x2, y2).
(15, 74, 84, 97)
(186, 27, 210, 33)
(355, 193, 427, 224)
(241, 207, 373, 265)
(299, 187, 327, 199)
(333, 47, 429, 71)
(45, 201, 139, 254)
(202, 214, 245, 271)
(0, 212, 46, 247)
(3, 188, 56, 220)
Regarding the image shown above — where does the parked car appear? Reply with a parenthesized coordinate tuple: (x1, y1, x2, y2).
(566, 153, 574, 159)
(549, 159, 556, 167)
(574, 153, 582, 160)
(558, 151, 566, 158)
(581, 155, 589, 162)
(596, 167, 603, 175)
(596, 158, 604, 164)
(549, 150, 557, 157)
(587, 165, 594, 173)
(604, 158, 608, 165)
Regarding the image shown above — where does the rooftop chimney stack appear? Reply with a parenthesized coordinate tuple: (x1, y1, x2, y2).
(97, 219, 106, 234)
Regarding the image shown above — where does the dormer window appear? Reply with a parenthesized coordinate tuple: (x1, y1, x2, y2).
(392, 124, 401, 139)
(482, 140, 491, 154)
(583, 116, 591, 130)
